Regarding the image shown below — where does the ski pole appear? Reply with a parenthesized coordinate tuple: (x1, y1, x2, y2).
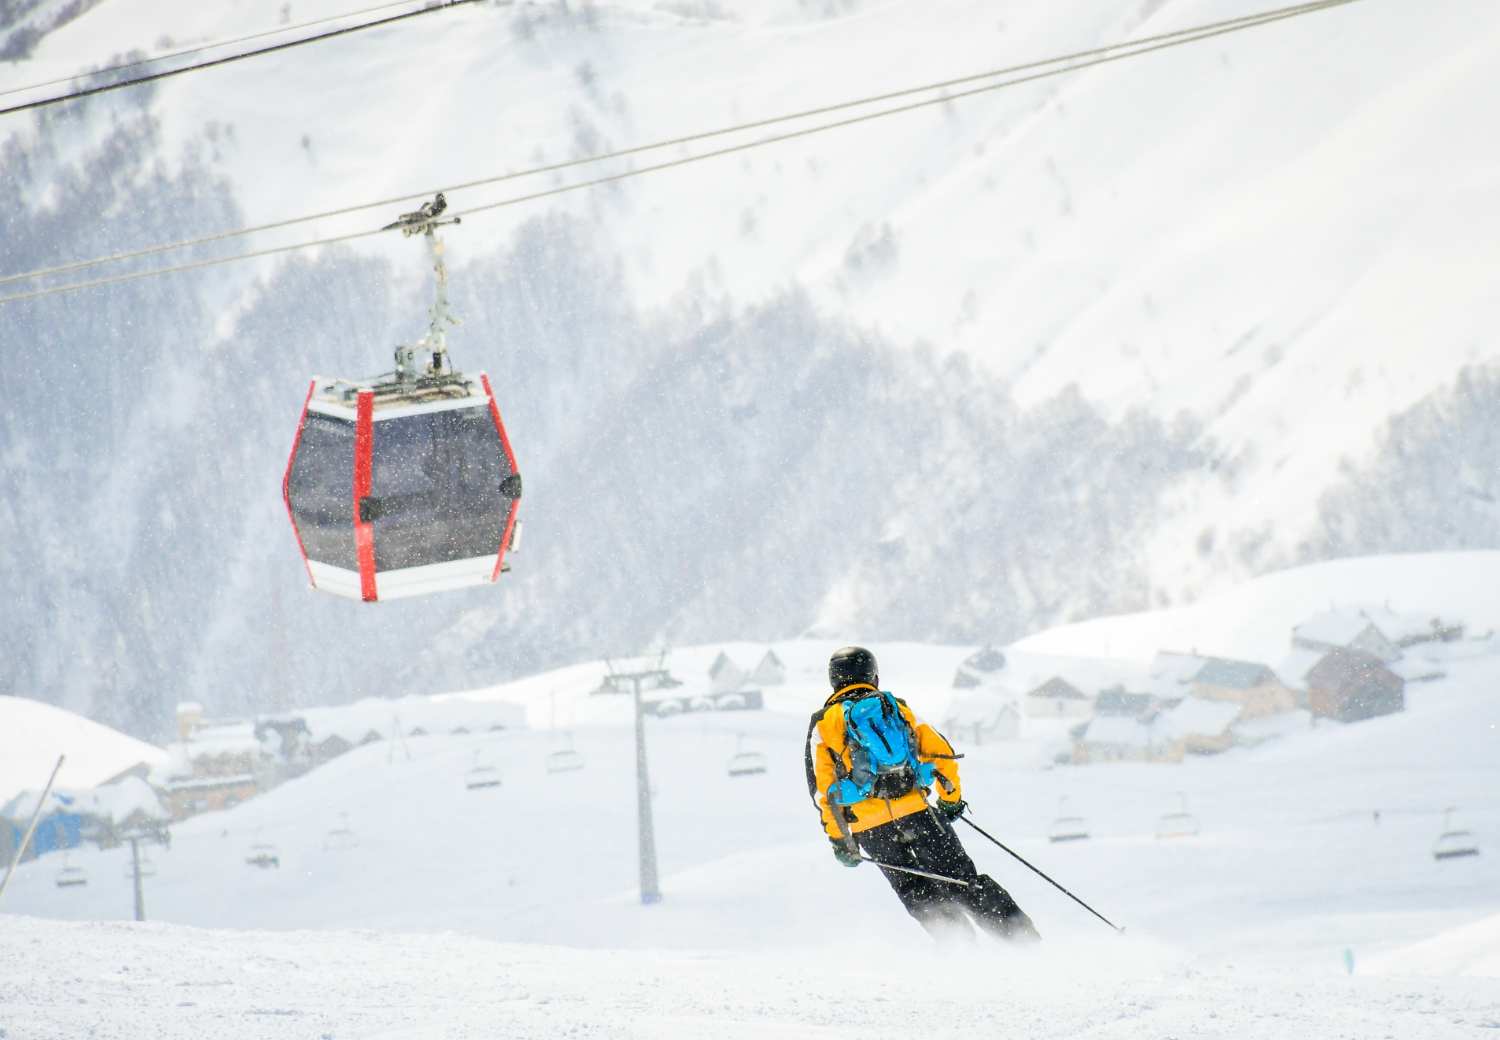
(956, 813, 1125, 933)
(859, 854, 969, 887)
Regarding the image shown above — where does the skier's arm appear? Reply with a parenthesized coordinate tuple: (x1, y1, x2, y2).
(811, 711, 849, 840)
(899, 702, 963, 802)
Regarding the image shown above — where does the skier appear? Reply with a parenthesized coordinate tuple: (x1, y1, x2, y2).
(806, 646, 1040, 942)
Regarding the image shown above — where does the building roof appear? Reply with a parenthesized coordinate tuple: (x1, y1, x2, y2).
(1193, 658, 1277, 690)
(1158, 697, 1242, 739)
(1292, 610, 1385, 649)
(1080, 715, 1152, 749)
(1028, 677, 1089, 700)
(0, 696, 168, 807)
(962, 646, 1008, 674)
(2, 775, 168, 825)
(1275, 648, 1325, 687)
(1094, 688, 1154, 717)
(1150, 651, 1210, 685)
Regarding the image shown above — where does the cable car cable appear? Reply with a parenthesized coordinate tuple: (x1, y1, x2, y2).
(0, 0, 448, 102)
(0, 0, 1358, 290)
(0, 0, 484, 120)
(0, 0, 1363, 308)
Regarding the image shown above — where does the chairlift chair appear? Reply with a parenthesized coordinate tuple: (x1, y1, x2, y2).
(1155, 792, 1201, 840)
(545, 733, 585, 774)
(726, 736, 767, 778)
(1432, 808, 1480, 861)
(283, 195, 522, 602)
(323, 813, 360, 851)
(245, 842, 281, 869)
(465, 750, 502, 790)
(1047, 797, 1090, 843)
(54, 863, 88, 889)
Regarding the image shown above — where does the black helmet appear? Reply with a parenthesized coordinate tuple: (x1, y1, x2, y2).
(829, 646, 878, 691)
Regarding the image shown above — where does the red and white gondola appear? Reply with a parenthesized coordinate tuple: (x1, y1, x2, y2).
(282, 195, 522, 602)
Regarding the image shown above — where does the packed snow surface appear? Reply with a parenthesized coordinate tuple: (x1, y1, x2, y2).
(3, 553, 1498, 1037)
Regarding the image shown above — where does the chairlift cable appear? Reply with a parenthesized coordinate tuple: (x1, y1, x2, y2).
(0, 0, 443, 102)
(0, 0, 484, 120)
(0, 0, 1363, 308)
(0, 0, 1359, 291)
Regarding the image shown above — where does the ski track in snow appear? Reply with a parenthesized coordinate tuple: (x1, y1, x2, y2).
(2, 916, 1497, 1040)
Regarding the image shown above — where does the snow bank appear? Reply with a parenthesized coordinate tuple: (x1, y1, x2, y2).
(0, 696, 166, 805)
(1366, 912, 1500, 978)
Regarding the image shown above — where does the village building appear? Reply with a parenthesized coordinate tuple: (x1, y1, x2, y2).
(952, 645, 1012, 690)
(0, 777, 171, 862)
(1292, 610, 1400, 662)
(1072, 715, 1172, 764)
(1306, 649, 1406, 722)
(158, 708, 264, 821)
(943, 691, 1022, 745)
(748, 650, 787, 687)
(1188, 658, 1297, 719)
(1149, 651, 1211, 689)
(1343, 605, 1465, 649)
(1158, 696, 1245, 756)
(708, 652, 749, 695)
(1025, 677, 1093, 719)
(1093, 685, 1157, 719)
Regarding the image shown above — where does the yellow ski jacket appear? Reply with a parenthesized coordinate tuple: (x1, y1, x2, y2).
(806, 683, 963, 840)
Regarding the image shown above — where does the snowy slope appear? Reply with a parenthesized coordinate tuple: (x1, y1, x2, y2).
(0, 695, 166, 805)
(2, 554, 1498, 1035)
(1014, 550, 1500, 662)
(5, 913, 1500, 1040)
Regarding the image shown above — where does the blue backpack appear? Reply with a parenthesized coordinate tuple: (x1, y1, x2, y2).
(826, 691, 936, 806)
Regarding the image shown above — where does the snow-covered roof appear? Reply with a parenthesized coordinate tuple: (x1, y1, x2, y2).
(1158, 697, 1243, 739)
(1094, 688, 1154, 716)
(0, 696, 167, 806)
(1150, 651, 1209, 685)
(1028, 677, 1089, 700)
(1193, 658, 1276, 690)
(962, 646, 1007, 673)
(1079, 715, 1152, 749)
(1276, 648, 1326, 687)
(1292, 610, 1382, 648)
(1352, 605, 1463, 645)
(183, 721, 263, 757)
(2, 775, 168, 825)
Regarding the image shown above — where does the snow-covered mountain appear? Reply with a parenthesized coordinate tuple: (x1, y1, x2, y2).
(2, 0, 1497, 735)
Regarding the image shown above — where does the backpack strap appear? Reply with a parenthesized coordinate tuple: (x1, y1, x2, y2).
(804, 705, 850, 805)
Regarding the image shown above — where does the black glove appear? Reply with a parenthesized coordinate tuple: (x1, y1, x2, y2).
(934, 798, 967, 822)
(830, 839, 861, 868)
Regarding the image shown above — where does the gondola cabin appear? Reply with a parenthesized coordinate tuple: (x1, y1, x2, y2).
(283, 371, 522, 602)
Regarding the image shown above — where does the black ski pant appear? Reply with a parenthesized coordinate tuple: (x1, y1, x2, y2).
(854, 808, 1040, 942)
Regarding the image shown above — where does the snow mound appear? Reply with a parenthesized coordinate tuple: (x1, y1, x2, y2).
(0, 696, 167, 805)
(1367, 911, 1500, 978)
